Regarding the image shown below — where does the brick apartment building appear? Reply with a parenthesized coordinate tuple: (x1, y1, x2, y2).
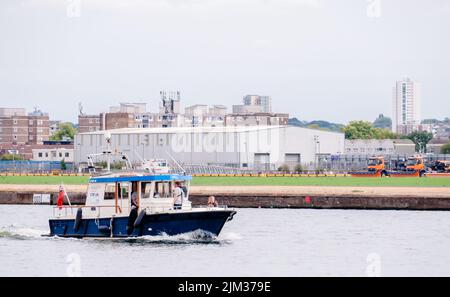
(100, 112, 136, 130)
(78, 115, 101, 133)
(0, 108, 49, 145)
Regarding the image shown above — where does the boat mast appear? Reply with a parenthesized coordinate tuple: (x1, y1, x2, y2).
(105, 133, 111, 172)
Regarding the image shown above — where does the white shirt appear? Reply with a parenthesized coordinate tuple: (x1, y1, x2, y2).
(173, 187, 184, 204)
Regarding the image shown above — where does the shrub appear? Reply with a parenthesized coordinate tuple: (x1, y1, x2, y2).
(0, 154, 24, 161)
(315, 167, 324, 174)
(278, 164, 290, 173)
(441, 142, 450, 154)
(294, 164, 304, 173)
(60, 158, 67, 170)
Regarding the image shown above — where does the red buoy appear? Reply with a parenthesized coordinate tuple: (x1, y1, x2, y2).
(304, 196, 311, 204)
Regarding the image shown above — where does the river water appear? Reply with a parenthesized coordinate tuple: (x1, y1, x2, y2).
(1, 205, 450, 277)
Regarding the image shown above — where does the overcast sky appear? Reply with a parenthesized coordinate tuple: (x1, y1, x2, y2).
(1, 0, 449, 124)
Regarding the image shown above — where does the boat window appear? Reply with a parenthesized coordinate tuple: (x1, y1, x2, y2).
(154, 182, 171, 198)
(118, 182, 130, 200)
(104, 183, 116, 200)
(141, 182, 152, 199)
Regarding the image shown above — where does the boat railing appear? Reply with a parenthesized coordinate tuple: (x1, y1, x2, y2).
(52, 204, 229, 218)
(52, 205, 118, 218)
(144, 206, 176, 214)
(192, 205, 229, 209)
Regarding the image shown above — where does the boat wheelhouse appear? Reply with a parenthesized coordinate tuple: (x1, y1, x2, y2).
(49, 172, 235, 238)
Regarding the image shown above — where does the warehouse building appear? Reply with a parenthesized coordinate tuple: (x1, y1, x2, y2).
(344, 139, 416, 155)
(74, 126, 344, 170)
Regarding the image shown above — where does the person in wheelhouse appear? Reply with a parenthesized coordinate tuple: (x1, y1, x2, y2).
(172, 181, 185, 210)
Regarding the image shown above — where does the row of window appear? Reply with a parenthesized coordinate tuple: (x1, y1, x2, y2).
(11, 135, 43, 141)
(88, 119, 101, 124)
(346, 148, 395, 153)
(7, 128, 44, 133)
(10, 119, 45, 125)
(37, 152, 70, 158)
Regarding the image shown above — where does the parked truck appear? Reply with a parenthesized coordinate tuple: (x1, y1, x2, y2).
(429, 160, 450, 173)
(425, 160, 450, 177)
(350, 156, 389, 177)
(389, 155, 426, 177)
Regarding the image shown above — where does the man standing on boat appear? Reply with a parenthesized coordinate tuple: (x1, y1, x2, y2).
(173, 182, 184, 210)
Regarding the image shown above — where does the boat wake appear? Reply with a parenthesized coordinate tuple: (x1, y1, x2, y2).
(108, 230, 240, 245)
(133, 231, 218, 244)
(0, 224, 47, 240)
(0, 225, 241, 245)
(83, 230, 242, 245)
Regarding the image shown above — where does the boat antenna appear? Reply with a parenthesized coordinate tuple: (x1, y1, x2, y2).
(134, 149, 145, 163)
(104, 132, 112, 172)
(165, 151, 186, 175)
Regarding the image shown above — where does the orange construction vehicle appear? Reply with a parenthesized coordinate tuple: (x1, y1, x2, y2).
(425, 160, 450, 177)
(389, 155, 426, 177)
(431, 160, 450, 173)
(350, 156, 389, 177)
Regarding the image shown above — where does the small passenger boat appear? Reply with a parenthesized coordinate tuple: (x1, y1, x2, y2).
(48, 172, 236, 238)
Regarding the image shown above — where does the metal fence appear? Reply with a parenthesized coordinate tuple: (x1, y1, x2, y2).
(316, 154, 450, 173)
(176, 154, 450, 174)
(0, 161, 74, 173)
(2, 154, 450, 174)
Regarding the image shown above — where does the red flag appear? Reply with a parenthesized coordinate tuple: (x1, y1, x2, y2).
(57, 185, 64, 209)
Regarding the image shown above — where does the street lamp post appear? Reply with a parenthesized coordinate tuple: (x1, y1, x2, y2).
(76, 143, 81, 173)
(314, 135, 320, 172)
(20, 148, 25, 173)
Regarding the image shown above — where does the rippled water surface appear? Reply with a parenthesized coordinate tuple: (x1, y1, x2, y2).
(1, 205, 450, 276)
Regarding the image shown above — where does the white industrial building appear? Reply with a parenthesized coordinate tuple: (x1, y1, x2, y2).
(344, 139, 416, 155)
(32, 147, 74, 162)
(74, 126, 344, 169)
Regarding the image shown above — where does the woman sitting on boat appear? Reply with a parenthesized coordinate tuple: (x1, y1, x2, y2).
(207, 196, 218, 208)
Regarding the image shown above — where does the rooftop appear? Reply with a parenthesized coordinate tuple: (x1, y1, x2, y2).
(89, 174, 192, 183)
(79, 125, 283, 135)
(77, 125, 344, 136)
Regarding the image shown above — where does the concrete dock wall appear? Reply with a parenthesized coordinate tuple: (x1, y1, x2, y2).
(189, 195, 450, 210)
(1, 185, 450, 210)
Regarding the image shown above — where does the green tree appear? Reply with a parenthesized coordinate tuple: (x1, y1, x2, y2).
(306, 124, 330, 131)
(288, 118, 344, 132)
(60, 158, 67, 170)
(407, 131, 433, 153)
(50, 123, 77, 141)
(421, 118, 439, 125)
(344, 120, 398, 140)
(441, 142, 450, 154)
(374, 128, 398, 140)
(0, 154, 25, 161)
(373, 114, 392, 130)
(343, 121, 378, 139)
